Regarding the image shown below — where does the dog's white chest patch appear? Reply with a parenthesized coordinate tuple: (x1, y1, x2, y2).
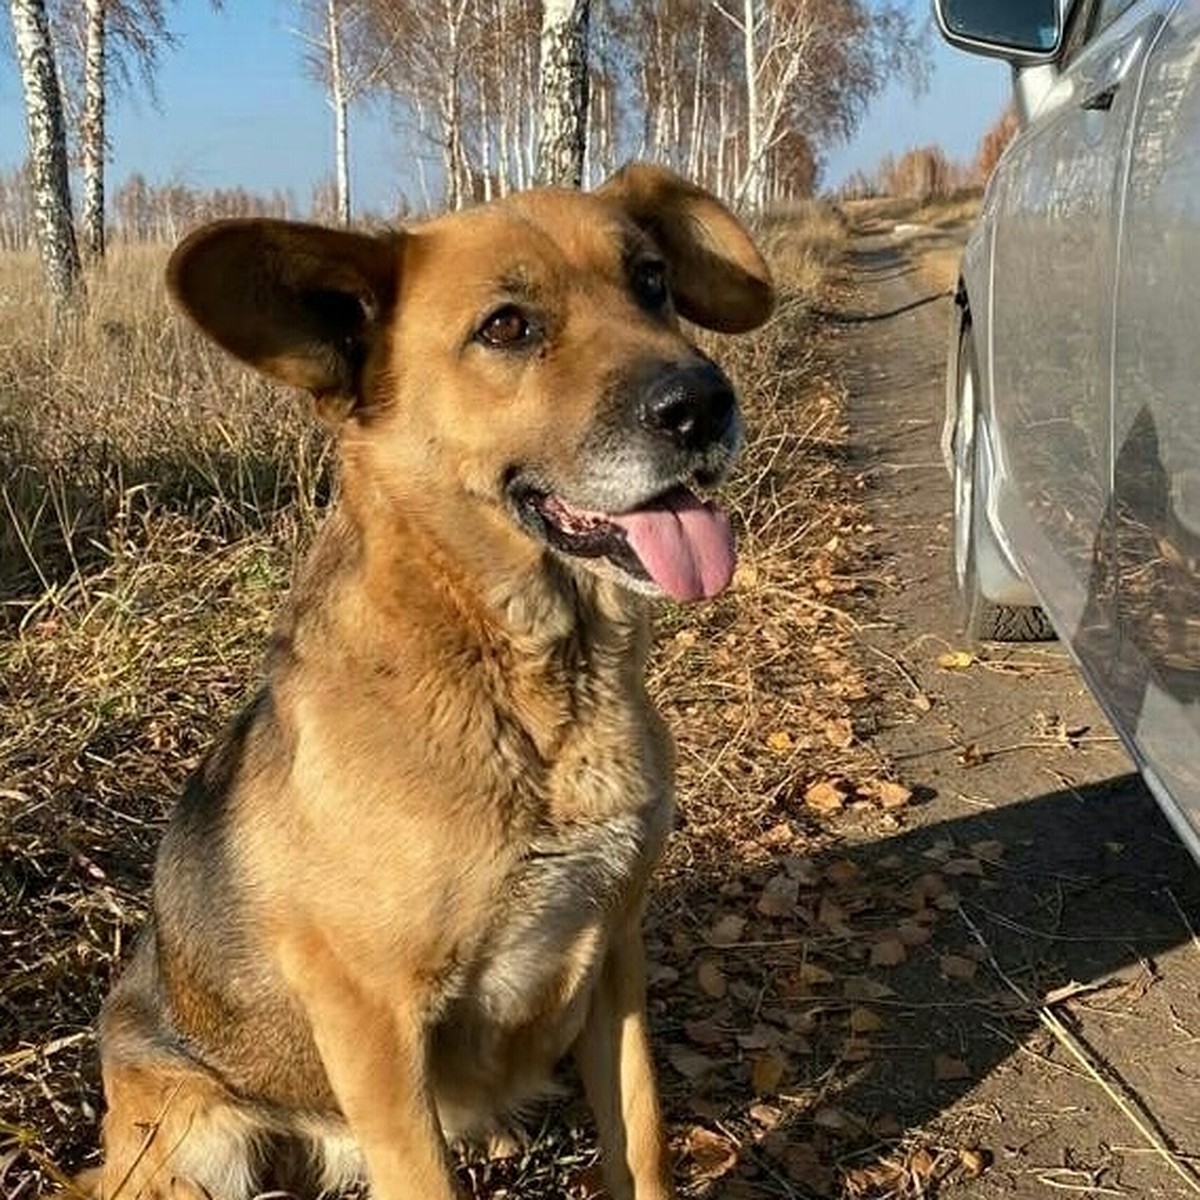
(474, 806, 665, 1025)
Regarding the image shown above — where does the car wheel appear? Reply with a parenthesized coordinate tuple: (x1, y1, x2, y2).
(952, 325, 1055, 643)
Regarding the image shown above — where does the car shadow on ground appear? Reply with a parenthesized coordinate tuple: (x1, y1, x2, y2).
(648, 770, 1200, 1191)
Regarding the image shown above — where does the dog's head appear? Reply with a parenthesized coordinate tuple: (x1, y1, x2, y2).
(168, 164, 774, 602)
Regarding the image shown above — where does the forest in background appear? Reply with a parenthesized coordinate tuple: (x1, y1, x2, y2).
(0, 0, 965, 249)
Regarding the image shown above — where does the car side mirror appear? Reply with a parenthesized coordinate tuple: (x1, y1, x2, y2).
(933, 0, 1063, 64)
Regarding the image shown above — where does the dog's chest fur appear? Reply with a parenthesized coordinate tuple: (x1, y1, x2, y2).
(409, 582, 675, 1110)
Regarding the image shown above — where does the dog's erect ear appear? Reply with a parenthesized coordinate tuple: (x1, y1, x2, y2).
(598, 163, 774, 334)
(167, 219, 400, 402)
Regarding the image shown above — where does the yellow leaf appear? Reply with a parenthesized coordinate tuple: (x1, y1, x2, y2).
(824, 717, 854, 749)
(848, 1006, 885, 1034)
(937, 650, 975, 669)
(751, 1051, 788, 1095)
(766, 729, 794, 753)
(794, 961, 835, 987)
(959, 1147, 991, 1178)
(875, 780, 913, 809)
(804, 779, 845, 814)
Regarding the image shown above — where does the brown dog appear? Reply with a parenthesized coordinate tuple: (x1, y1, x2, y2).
(84, 164, 773, 1200)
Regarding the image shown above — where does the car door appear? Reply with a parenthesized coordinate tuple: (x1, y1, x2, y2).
(1108, 0, 1200, 851)
(986, 0, 1175, 672)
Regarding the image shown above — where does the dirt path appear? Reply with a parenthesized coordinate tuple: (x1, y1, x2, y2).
(831, 220, 1200, 1197)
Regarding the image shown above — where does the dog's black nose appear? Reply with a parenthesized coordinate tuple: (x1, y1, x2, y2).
(639, 362, 737, 451)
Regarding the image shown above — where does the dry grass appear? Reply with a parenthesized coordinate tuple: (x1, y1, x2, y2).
(0, 206, 934, 1199)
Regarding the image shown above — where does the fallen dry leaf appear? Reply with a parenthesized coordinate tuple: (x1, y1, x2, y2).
(757, 873, 799, 917)
(848, 1006, 885, 1033)
(804, 778, 846, 814)
(957, 742, 989, 767)
(934, 1053, 971, 1081)
(707, 913, 747, 946)
(875, 779, 913, 809)
(940, 953, 978, 981)
(860, 777, 913, 809)
(937, 650, 975, 670)
(750, 1051, 788, 1095)
(897, 919, 933, 947)
(943, 856, 984, 877)
(682, 1126, 738, 1183)
(910, 1146, 937, 1178)
(784, 854, 823, 885)
(668, 1047, 717, 1081)
(824, 858, 861, 886)
(683, 1018, 726, 1047)
(843, 975, 896, 1001)
(958, 1146, 991, 1178)
(748, 1102, 782, 1129)
(765, 729, 794, 754)
(869, 937, 907, 967)
(793, 961, 835, 988)
(696, 959, 728, 999)
(970, 838, 1006, 862)
(824, 717, 854, 748)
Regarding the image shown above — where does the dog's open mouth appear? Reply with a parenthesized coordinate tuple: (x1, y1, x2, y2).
(516, 484, 736, 602)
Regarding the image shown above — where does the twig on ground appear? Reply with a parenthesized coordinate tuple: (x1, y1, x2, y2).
(958, 907, 1200, 1196)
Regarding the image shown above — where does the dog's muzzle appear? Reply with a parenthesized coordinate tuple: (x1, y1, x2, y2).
(508, 357, 744, 603)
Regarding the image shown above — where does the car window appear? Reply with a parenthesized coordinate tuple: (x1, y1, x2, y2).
(1095, 0, 1141, 32)
(1060, 0, 1143, 64)
(1060, 0, 1102, 64)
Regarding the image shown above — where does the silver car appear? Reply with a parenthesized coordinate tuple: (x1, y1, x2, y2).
(935, 0, 1200, 863)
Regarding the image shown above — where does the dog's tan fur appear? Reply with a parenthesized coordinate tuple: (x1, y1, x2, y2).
(84, 165, 773, 1200)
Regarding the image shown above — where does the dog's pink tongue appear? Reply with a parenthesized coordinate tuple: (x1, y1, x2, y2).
(612, 489, 736, 602)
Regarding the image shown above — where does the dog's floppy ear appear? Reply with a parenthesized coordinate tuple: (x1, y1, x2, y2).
(599, 163, 774, 334)
(167, 219, 400, 405)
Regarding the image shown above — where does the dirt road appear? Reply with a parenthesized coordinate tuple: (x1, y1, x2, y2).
(831, 219, 1200, 1196)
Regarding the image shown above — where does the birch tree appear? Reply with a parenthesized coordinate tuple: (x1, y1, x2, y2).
(51, 0, 175, 264)
(294, 0, 385, 225)
(80, 0, 105, 259)
(535, 0, 589, 187)
(705, 0, 925, 209)
(708, 0, 825, 210)
(9, 0, 81, 312)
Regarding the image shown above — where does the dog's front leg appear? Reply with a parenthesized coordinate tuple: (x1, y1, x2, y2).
(278, 934, 460, 1200)
(574, 927, 675, 1200)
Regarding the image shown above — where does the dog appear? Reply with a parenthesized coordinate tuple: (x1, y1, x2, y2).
(82, 163, 773, 1200)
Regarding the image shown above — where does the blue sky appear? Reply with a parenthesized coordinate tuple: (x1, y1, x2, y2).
(0, 2, 1010, 214)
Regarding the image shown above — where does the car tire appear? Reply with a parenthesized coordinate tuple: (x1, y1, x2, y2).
(952, 325, 1055, 643)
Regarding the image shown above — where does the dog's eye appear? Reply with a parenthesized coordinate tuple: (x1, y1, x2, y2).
(633, 261, 669, 310)
(478, 305, 532, 349)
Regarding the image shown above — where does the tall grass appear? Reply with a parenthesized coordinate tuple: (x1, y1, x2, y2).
(0, 246, 331, 620)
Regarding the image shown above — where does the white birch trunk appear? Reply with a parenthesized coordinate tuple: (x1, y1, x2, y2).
(741, 0, 762, 211)
(81, 0, 105, 262)
(686, 12, 708, 181)
(327, 0, 350, 224)
(9, 0, 81, 312)
(535, 0, 589, 188)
